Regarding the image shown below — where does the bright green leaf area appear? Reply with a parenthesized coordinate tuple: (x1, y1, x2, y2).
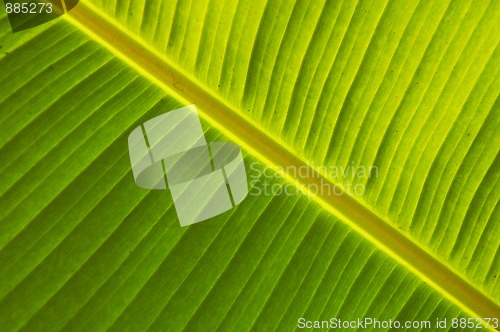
(88, 0, 499, 301)
(0, 0, 498, 331)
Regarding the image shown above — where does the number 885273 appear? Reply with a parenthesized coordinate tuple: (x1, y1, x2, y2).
(5, 2, 53, 14)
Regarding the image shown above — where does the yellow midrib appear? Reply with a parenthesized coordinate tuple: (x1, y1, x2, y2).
(61, 0, 68, 13)
(64, 0, 499, 328)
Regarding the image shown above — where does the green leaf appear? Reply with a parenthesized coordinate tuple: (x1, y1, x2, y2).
(0, 0, 498, 331)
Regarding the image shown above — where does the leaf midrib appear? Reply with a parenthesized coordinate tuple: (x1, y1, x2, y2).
(64, 0, 499, 326)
